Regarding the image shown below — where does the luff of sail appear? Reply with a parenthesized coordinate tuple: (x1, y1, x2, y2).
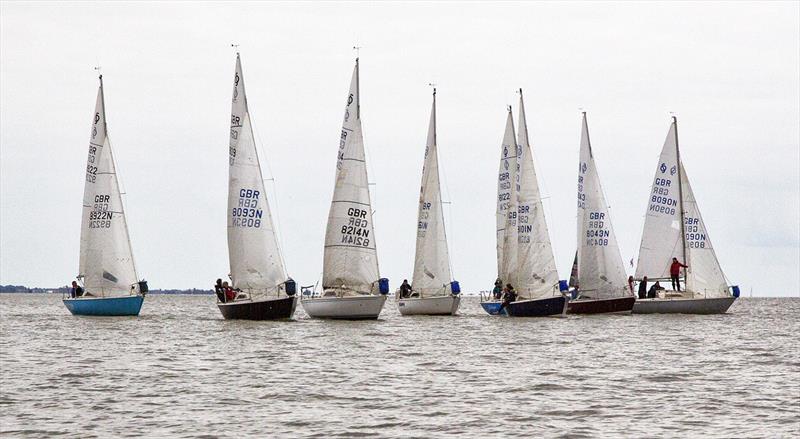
(515, 91, 559, 298)
(635, 118, 728, 297)
(497, 109, 520, 287)
(227, 54, 286, 295)
(78, 76, 138, 296)
(411, 88, 452, 297)
(322, 59, 380, 295)
(576, 113, 628, 299)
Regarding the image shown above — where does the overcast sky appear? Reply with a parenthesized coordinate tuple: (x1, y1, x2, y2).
(1, 1, 798, 296)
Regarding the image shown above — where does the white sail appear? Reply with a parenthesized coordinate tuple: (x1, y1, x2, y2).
(576, 113, 628, 299)
(227, 54, 286, 294)
(681, 163, 728, 296)
(78, 77, 138, 296)
(322, 59, 380, 295)
(635, 119, 728, 297)
(496, 109, 519, 285)
(515, 91, 559, 298)
(411, 89, 452, 296)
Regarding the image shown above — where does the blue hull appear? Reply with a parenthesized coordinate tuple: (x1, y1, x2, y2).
(63, 295, 144, 316)
(480, 301, 507, 316)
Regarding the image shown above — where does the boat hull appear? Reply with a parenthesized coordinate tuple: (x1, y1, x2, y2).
(567, 296, 636, 314)
(507, 295, 567, 317)
(301, 294, 387, 319)
(217, 296, 297, 320)
(63, 295, 144, 316)
(397, 295, 460, 316)
(633, 296, 736, 314)
(480, 300, 506, 316)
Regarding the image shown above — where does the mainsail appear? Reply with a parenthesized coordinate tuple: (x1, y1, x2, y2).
(227, 53, 286, 294)
(496, 108, 519, 285)
(635, 118, 728, 297)
(411, 89, 452, 296)
(322, 59, 380, 295)
(576, 113, 628, 299)
(78, 76, 138, 296)
(515, 91, 559, 298)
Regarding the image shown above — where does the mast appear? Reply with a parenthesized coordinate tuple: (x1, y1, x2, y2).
(674, 116, 688, 287)
(355, 57, 360, 119)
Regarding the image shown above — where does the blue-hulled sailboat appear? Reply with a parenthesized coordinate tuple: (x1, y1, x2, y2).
(63, 74, 147, 316)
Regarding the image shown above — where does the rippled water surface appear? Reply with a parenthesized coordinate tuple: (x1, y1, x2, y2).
(1, 295, 798, 437)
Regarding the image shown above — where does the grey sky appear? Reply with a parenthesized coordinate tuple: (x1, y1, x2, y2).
(1, 2, 798, 296)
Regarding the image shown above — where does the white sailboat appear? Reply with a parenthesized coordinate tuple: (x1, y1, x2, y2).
(301, 58, 389, 319)
(480, 94, 567, 317)
(633, 117, 737, 314)
(63, 75, 147, 316)
(570, 112, 636, 314)
(397, 88, 461, 316)
(217, 53, 297, 320)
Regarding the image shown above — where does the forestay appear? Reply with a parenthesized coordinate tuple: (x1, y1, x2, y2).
(635, 119, 728, 297)
(78, 77, 138, 296)
(515, 91, 559, 298)
(227, 54, 286, 294)
(576, 113, 628, 299)
(322, 59, 380, 295)
(412, 90, 452, 296)
(496, 109, 519, 285)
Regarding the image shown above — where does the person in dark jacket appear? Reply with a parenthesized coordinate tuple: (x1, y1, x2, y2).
(492, 279, 503, 300)
(670, 258, 689, 291)
(648, 281, 664, 299)
(499, 284, 518, 313)
(399, 279, 412, 298)
(70, 281, 84, 298)
(638, 276, 648, 299)
(214, 279, 225, 302)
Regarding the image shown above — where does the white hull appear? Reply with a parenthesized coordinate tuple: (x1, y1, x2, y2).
(397, 295, 460, 316)
(301, 294, 387, 319)
(633, 296, 736, 314)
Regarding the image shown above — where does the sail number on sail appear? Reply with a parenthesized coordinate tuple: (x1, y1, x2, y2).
(649, 174, 677, 215)
(585, 212, 610, 246)
(231, 188, 263, 228)
(339, 207, 371, 247)
(418, 202, 431, 235)
(517, 204, 533, 243)
(88, 195, 113, 228)
(686, 217, 707, 248)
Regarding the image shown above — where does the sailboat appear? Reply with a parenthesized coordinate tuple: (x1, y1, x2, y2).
(480, 93, 567, 317)
(63, 75, 147, 316)
(217, 53, 297, 320)
(301, 58, 389, 319)
(569, 112, 636, 314)
(633, 117, 738, 314)
(396, 88, 461, 316)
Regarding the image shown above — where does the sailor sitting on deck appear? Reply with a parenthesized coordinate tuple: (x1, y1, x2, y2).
(492, 279, 503, 300)
(70, 281, 84, 298)
(222, 281, 237, 302)
(498, 284, 517, 312)
(214, 279, 225, 302)
(399, 279, 412, 299)
(647, 281, 665, 299)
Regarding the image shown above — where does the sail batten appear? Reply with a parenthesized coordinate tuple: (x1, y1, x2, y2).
(576, 113, 628, 299)
(322, 59, 380, 295)
(227, 54, 286, 294)
(78, 77, 138, 297)
(411, 89, 452, 296)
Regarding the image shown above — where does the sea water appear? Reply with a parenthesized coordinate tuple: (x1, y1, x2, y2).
(1, 295, 798, 437)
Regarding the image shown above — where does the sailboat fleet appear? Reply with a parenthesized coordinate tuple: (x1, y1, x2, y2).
(63, 53, 739, 318)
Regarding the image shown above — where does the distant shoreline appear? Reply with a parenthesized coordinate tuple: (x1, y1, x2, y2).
(0, 285, 213, 295)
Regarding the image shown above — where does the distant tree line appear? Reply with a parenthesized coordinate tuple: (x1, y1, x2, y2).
(0, 285, 212, 295)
